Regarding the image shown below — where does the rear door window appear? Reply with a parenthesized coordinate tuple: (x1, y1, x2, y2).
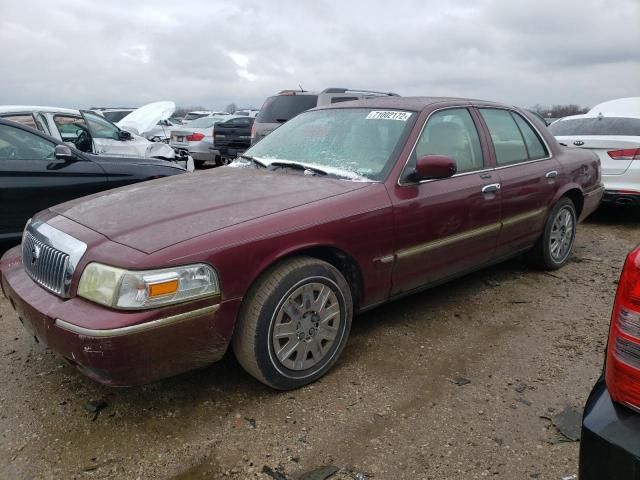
(549, 117, 640, 136)
(480, 109, 529, 165)
(256, 95, 319, 123)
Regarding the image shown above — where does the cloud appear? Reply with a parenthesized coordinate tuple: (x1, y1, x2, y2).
(0, 0, 637, 110)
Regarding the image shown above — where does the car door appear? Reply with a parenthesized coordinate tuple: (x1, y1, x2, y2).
(80, 110, 133, 156)
(477, 108, 561, 258)
(389, 107, 502, 295)
(0, 123, 107, 240)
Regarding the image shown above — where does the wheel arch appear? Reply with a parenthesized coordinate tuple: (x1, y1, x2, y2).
(553, 184, 584, 218)
(245, 244, 365, 313)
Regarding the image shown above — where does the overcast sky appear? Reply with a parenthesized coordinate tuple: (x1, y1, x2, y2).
(1, 0, 638, 111)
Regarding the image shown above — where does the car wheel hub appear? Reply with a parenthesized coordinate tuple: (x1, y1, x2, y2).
(272, 282, 341, 371)
(549, 207, 575, 263)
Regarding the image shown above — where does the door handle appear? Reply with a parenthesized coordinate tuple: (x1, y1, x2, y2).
(545, 170, 558, 179)
(482, 183, 501, 194)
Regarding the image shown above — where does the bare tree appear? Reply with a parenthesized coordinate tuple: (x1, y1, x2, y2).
(529, 104, 589, 118)
(224, 102, 237, 114)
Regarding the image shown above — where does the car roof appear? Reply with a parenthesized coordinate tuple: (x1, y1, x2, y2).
(313, 96, 508, 112)
(0, 105, 79, 115)
(588, 97, 640, 117)
(555, 112, 640, 122)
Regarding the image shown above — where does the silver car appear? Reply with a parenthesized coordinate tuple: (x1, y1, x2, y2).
(169, 115, 231, 167)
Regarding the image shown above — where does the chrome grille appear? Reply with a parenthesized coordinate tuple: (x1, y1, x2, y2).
(23, 232, 70, 296)
(21, 220, 87, 298)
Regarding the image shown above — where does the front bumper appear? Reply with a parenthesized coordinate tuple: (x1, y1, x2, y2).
(579, 378, 640, 479)
(0, 246, 240, 386)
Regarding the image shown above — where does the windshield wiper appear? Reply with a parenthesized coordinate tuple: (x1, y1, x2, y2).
(268, 161, 328, 176)
(239, 154, 267, 168)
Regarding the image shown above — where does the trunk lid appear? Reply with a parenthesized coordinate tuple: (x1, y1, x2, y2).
(555, 135, 640, 175)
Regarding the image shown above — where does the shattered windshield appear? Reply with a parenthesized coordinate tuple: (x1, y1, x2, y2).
(245, 108, 416, 180)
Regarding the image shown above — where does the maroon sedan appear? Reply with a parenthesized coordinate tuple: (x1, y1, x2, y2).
(0, 97, 603, 389)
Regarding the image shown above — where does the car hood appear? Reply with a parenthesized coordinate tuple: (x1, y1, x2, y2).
(50, 167, 371, 254)
(117, 101, 175, 136)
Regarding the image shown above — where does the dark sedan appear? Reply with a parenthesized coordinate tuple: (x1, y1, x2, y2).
(1, 97, 603, 389)
(580, 245, 640, 479)
(0, 119, 187, 243)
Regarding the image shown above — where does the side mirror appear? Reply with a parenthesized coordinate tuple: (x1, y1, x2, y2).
(413, 155, 457, 181)
(119, 130, 133, 140)
(54, 144, 76, 162)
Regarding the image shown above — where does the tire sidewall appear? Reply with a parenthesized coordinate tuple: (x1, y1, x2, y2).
(254, 263, 352, 389)
(542, 199, 577, 268)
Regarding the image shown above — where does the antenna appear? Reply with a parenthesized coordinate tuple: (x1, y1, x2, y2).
(299, 84, 304, 92)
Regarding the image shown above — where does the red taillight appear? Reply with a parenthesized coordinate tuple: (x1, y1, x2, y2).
(608, 148, 640, 160)
(606, 247, 640, 412)
(250, 122, 256, 140)
(186, 132, 204, 142)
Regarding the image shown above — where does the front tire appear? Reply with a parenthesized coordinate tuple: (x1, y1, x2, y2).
(525, 197, 577, 270)
(232, 257, 353, 390)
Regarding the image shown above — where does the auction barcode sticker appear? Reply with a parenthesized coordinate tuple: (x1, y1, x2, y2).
(365, 111, 412, 121)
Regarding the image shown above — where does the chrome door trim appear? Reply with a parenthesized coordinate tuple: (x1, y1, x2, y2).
(392, 207, 547, 261)
(395, 222, 502, 260)
(55, 305, 220, 338)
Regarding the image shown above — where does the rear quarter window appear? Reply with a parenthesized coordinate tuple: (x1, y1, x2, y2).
(256, 95, 319, 123)
(2, 114, 39, 131)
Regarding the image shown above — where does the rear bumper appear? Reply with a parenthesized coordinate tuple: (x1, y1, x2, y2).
(579, 379, 640, 479)
(170, 141, 217, 162)
(602, 190, 640, 207)
(0, 246, 240, 386)
(580, 185, 605, 221)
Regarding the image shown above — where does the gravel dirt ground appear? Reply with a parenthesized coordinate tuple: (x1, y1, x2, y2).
(0, 207, 638, 480)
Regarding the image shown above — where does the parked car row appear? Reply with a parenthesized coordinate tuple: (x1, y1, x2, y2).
(0, 91, 638, 478)
(0, 118, 186, 242)
(0, 95, 603, 388)
(0, 104, 193, 171)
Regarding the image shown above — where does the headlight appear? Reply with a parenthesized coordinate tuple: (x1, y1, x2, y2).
(78, 262, 219, 309)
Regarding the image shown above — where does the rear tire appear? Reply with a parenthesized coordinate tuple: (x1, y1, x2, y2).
(232, 257, 353, 390)
(525, 197, 577, 270)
